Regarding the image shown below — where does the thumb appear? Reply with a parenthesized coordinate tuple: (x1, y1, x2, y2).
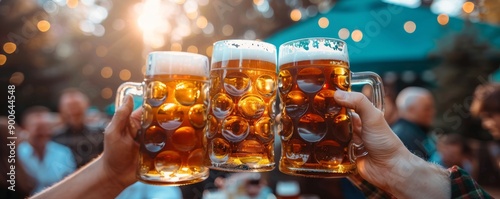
(107, 95, 134, 134)
(333, 90, 383, 123)
(334, 90, 386, 127)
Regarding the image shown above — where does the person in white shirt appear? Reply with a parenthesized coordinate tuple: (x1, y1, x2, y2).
(18, 106, 76, 194)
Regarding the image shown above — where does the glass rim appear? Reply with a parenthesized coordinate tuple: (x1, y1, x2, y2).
(279, 37, 346, 47)
(146, 51, 209, 76)
(148, 51, 209, 60)
(211, 39, 277, 64)
(213, 39, 276, 51)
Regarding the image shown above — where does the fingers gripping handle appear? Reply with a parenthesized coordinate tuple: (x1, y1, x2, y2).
(351, 71, 385, 112)
(116, 82, 143, 109)
(349, 71, 385, 162)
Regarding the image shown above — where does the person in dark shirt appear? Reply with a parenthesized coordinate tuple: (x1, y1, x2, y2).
(52, 88, 104, 168)
(391, 87, 436, 160)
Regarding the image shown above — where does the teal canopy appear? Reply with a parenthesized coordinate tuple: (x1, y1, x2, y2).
(265, 0, 500, 73)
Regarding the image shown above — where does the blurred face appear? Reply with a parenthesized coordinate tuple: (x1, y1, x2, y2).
(437, 142, 463, 167)
(25, 113, 52, 147)
(480, 112, 500, 140)
(410, 94, 435, 127)
(59, 92, 89, 124)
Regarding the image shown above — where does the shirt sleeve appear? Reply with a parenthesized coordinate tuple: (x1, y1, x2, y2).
(348, 174, 396, 199)
(449, 165, 494, 199)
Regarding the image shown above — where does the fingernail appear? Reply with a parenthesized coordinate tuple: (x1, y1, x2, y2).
(335, 90, 347, 100)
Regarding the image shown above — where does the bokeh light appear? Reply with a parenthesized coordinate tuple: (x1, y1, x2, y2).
(37, 20, 51, 32)
(318, 17, 329, 28)
(253, 0, 264, 6)
(0, 54, 6, 66)
(3, 42, 16, 54)
(101, 87, 113, 99)
(171, 43, 182, 51)
(404, 21, 416, 33)
(196, 16, 208, 29)
(101, 66, 113, 78)
(290, 9, 302, 21)
(351, 29, 363, 42)
(119, 69, 131, 81)
(462, 2, 474, 14)
(437, 14, 449, 25)
(222, 25, 234, 36)
(9, 72, 24, 85)
(338, 28, 350, 40)
(67, 0, 78, 8)
(187, 45, 198, 53)
(206, 46, 213, 57)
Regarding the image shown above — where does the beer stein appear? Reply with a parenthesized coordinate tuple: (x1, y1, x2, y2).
(207, 40, 277, 172)
(278, 38, 384, 177)
(116, 51, 210, 185)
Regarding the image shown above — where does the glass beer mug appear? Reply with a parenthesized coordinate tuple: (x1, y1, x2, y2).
(207, 40, 278, 172)
(116, 51, 210, 185)
(277, 38, 384, 177)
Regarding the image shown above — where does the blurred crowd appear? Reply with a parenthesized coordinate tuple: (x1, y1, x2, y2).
(1, 83, 500, 199)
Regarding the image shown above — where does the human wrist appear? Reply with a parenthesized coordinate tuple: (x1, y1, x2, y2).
(97, 157, 131, 193)
(387, 152, 451, 198)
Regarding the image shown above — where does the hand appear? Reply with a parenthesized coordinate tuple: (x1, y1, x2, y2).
(334, 90, 449, 198)
(100, 95, 142, 188)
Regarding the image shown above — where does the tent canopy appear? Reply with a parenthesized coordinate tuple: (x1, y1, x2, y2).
(265, 0, 500, 73)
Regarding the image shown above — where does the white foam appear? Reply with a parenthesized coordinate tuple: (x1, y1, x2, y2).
(211, 40, 276, 64)
(146, 51, 209, 77)
(278, 38, 349, 65)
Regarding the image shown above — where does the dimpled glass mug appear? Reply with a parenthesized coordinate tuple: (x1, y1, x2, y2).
(116, 51, 210, 185)
(207, 40, 278, 172)
(277, 38, 384, 177)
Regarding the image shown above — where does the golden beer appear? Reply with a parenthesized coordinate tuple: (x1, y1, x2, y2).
(207, 40, 277, 172)
(117, 52, 210, 185)
(278, 38, 384, 178)
(278, 60, 354, 176)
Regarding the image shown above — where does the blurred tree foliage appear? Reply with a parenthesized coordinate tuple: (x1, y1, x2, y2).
(433, 26, 500, 140)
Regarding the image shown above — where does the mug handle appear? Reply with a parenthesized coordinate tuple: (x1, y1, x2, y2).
(115, 82, 143, 109)
(348, 71, 385, 162)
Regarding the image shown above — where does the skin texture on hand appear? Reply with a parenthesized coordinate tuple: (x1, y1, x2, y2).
(101, 95, 142, 188)
(334, 90, 450, 199)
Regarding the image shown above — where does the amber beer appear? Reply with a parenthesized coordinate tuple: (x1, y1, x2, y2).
(278, 38, 384, 178)
(116, 52, 210, 185)
(207, 40, 277, 172)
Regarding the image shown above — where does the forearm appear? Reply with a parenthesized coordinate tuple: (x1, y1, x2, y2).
(31, 157, 126, 199)
(387, 152, 451, 199)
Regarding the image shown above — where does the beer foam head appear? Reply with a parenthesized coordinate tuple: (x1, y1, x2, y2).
(279, 38, 349, 65)
(146, 51, 209, 76)
(211, 40, 276, 64)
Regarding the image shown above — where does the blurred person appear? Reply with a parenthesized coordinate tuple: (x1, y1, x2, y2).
(115, 181, 182, 199)
(18, 106, 76, 194)
(32, 94, 493, 199)
(362, 84, 399, 125)
(392, 86, 436, 160)
(430, 133, 473, 174)
(53, 88, 104, 168)
(0, 117, 35, 199)
(469, 83, 500, 194)
(221, 173, 274, 199)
